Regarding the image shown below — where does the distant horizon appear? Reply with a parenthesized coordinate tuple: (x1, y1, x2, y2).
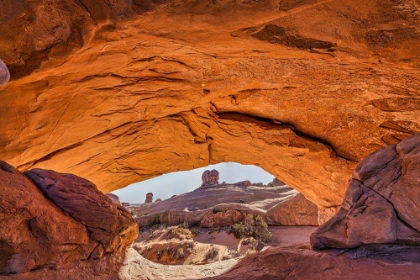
(112, 162, 275, 204)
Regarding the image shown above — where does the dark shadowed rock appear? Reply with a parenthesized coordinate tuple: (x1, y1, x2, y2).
(25, 168, 138, 255)
(209, 244, 420, 280)
(0, 160, 138, 277)
(106, 193, 122, 205)
(311, 133, 420, 249)
(0, 161, 137, 279)
(0, 161, 93, 274)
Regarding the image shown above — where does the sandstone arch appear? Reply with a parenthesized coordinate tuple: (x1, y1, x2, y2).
(1, 0, 420, 208)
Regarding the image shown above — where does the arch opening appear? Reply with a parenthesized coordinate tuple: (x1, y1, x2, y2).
(112, 162, 275, 204)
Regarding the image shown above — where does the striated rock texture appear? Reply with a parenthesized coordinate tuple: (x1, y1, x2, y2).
(209, 244, 420, 280)
(201, 169, 220, 187)
(0, 161, 137, 277)
(311, 133, 420, 249)
(131, 182, 319, 228)
(1, 0, 420, 208)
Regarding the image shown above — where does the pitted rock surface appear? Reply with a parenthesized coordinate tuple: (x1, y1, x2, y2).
(25, 168, 138, 254)
(311, 133, 420, 249)
(0, 160, 137, 276)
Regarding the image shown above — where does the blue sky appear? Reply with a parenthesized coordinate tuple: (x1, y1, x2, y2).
(112, 162, 274, 204)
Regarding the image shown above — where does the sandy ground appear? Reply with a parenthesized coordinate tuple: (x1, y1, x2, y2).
(123, 225, 318, 279)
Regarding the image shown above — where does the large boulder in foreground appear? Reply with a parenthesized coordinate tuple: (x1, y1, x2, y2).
(0, 161, 137, 276)
(311, 133, 420, 249)
(209, 244, 420, 280)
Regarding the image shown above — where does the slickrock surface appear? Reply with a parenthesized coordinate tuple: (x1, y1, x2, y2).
(131, 183, 319, 227)
(209, 244, 420, 280)
(0, 161, 137, 278)
(311, 133, 420, 249)
(2, 0, 420, 207)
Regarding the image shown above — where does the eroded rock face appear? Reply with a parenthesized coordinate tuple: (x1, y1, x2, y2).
(311, 133, 420, 249)
(201, 169, 220, 187)
(209, 244, 420, 280)
(0, 161, 137, 276)
(131, 183, 318, 228)
(1, 0, 420, 208)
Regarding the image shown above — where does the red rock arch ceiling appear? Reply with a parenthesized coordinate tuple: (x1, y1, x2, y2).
(1, 0, 420, 208)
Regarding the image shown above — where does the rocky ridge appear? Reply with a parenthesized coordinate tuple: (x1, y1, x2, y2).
(130, 177, 319, 228)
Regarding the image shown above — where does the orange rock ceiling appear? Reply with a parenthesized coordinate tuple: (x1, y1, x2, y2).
(1, 0, 420, 208)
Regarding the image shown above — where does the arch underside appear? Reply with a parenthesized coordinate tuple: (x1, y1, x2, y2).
(1, 2, 420, 208)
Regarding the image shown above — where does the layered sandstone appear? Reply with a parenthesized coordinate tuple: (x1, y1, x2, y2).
(131, 182, 319, 228)
(212, 133, 420, 279)
(311, 133, 420, 249)
(1, 1, 420, 209)
(209, 244, 420, 280)
(0, 161, 137, 277)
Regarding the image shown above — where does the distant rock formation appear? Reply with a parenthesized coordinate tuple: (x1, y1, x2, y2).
(201, 169, 219, 187)
(267, 178, 286, 187)
(106, 193, 121, 205)
(132, 183, 318, 228)
(311, 133, 420, 249)
(0, 161, 138, 276)
(233, 180, 252, 187)
(155, 198, 162, 202)
(145, 192, 153, 203)
(0, 59, 10, 86)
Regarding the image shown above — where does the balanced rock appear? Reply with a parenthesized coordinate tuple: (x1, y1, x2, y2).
(0, 161, 137, 275)
(145, 192, 153, 203)
(201, 169, 220, 187)
(311, 133, 420, 249)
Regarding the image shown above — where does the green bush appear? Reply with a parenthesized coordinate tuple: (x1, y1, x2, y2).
(231, 223, 246, 239)
(231, 214, 272, 243)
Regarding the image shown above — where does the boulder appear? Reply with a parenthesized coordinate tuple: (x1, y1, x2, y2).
(0, 161, 137, 276)
(311, 133, 420, 249)
(209, 244, 420, 280)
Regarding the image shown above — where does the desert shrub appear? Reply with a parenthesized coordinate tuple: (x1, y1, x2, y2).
(212, 207, 221, 214)
(246, 249, 258, 255)
(253, 215, 272, 243)
(151, 223, 160, 230)
(231, 214, 272, 243)
(205, 246, 219, 260)
(231, 223, 246, 239)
